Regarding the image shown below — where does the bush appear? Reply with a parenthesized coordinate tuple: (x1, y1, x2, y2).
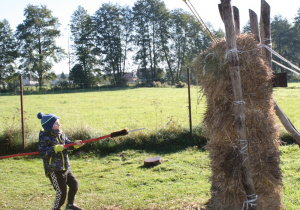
(175, 81, 187, 88)
(153, 81, 169, 88)
(0, 123, 208, 156)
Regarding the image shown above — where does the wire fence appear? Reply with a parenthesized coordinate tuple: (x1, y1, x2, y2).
(0, 77, 204, 153)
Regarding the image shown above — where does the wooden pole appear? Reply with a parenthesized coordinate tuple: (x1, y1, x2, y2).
(220, 0, 257, 209)
(260, 0, 272, 68)
(218, 4, 224, 22)
(20, 75, 25, 151)
(273, 100, 300, 146)
(249, 9, 261, 43)
(233, 6, 240, 35)
(187, 68, 192, 140)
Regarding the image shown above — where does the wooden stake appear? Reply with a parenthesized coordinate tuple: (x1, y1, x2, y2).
(20, 75, 25, 151)
(273, 100, 300, 146)
(249, 9, 261, 43)
(233, 6, 240, 35)
(260, 0, 272, 68)
(220, 0, 257, 209)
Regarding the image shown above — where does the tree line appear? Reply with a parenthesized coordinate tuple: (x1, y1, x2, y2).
(0, 0, 299, 90)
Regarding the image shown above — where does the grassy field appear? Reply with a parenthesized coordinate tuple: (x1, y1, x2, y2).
(1, 84, 300, 143)
(0, 87, 206, 137)
(0, 145, 300, 209)
(1, 84, 300, 209)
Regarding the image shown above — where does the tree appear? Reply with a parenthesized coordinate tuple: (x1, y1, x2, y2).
(69, 64, 85, 86)
(271, 15, 295, 75)
(292, 8, 300, 67)
(167, 9, 212, 84)
(94, 3, 133, 86)
(242, 20, 251, 34)
(132, 0, 170, 84)
(0, 19, 18, 89)
(60, 71, 66, 80)
(70, 6, 97, 87)
(16, 4, 65, 89)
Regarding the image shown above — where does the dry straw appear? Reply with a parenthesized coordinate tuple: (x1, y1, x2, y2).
(194, 34, 282, 210)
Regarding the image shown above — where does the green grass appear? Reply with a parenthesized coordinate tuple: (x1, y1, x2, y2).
(0, 145, 300, 209)
(0, 147, 211, 209)
(273, 83, 300, 131)
(0, 87, 206, 137)
(280, 145, 300, 209)
(1, 84, 300, 208)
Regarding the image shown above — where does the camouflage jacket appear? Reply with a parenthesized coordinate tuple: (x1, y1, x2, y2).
(38, 130, 75, 177)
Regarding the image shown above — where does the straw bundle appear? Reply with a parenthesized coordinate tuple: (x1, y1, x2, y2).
(194, 34, 282, 209)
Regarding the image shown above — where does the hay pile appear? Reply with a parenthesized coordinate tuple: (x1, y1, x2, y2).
(194, 34, 282, 209)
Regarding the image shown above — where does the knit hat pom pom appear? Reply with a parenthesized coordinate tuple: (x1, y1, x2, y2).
(37, 112, 43, 119)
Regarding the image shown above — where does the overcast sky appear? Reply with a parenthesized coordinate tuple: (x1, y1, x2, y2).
(0, 0, 299, 74)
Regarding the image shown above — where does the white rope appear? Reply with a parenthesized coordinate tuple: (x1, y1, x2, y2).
(225, 48, 239, 59)
(242, 194, 258, 210)
(261, 38, 272, 46)
(238, 139, 249, 164)
(260, 44, 300, 73)
(233, 100, 245, 106)
(272, 60, 300, 76)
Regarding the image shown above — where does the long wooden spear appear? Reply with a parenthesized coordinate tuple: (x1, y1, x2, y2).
(0, 128, 145, 160)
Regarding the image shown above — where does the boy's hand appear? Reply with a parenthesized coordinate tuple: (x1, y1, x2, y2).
(54, 144, 64, 153)
(74, 140, 84, 149)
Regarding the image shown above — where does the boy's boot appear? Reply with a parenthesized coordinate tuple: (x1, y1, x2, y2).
(65, 204, 83, 210)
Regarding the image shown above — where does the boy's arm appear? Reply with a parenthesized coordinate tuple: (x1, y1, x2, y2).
(63, 133, 84, 149)
(38, 136, 56, 157)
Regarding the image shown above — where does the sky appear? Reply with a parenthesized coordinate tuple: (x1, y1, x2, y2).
(0, 0, 299, 74)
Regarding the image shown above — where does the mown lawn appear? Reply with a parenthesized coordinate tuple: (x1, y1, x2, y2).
(0, 147, 211, 209)
(0, 145, 300, 209)
(0, 87, 206, 137)
(1, 84, 300, 209)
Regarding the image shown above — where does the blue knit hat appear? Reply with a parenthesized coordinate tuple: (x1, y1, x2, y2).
(37, 112, 59, 131)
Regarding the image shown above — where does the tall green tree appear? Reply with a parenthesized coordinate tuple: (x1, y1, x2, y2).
(0, 19, 18, 89)
(94, 3, 133, 86)
(70, 6, 97, 87)
(16, 4, 65, 88)
(291, 8, 300, 67)
(167, 9, 212, 84)
(271, 15, 295, 74)
(132, 0, 170, 84)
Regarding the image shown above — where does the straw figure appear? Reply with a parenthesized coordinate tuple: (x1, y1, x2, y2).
(193, 33, 282, 209)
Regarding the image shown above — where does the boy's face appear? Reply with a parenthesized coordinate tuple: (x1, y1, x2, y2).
(52, 119, 61, 130)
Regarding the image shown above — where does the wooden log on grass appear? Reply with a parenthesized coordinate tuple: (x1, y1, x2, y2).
(220, 0, 257, 209)
(144, 157, 162, 167)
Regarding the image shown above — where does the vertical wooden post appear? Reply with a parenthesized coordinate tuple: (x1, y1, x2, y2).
(233, 6, 240, 35)
(218, 4, 224, 22)
(20, 75, 25, 151)
(187, 68, 192, 140)
(220, 0, 257, 209)
(260, 0, 272, 68)
(249, 9, 261, 43)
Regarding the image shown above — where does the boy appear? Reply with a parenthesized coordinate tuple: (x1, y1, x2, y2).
(37, 112, 84, 210)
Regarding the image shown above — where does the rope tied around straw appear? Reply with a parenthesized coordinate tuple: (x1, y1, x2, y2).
(238, 139, 249, 164)
(242, 194, 258, 210)
(225, 48, 239, 59)
(203, 53, 215, 75)
(233, 100, 245, 106)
